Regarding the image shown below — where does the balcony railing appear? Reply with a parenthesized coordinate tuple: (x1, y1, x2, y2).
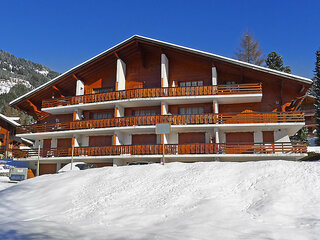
(16, 112, 304, 134)
(13, 143, 307, 159)
(42, 83, 262, 108)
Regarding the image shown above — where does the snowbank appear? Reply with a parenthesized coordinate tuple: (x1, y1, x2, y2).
(57, 162, 84, 173)
(0, 161, 319, 240)
(0, 176, 12, 191)
(308, 146, 320, 153)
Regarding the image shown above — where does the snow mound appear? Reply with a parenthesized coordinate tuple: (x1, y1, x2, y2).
(0, 161, 319, 240)
(58, 162, 84, 173)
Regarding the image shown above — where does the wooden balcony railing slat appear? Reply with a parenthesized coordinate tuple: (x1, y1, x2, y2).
(13, 142, 307, 158)
(42, 83, 262, 108)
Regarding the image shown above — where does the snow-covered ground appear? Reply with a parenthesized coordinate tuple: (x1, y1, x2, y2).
(308, 146, 320, 153)
(0, 161, 319, 240)
(0, 176, 14, 191)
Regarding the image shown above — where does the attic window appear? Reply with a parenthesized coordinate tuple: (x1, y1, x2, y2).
(179, 81, 203, 87)
(226, 81, 237, 85)
(93, 87, 114, 94)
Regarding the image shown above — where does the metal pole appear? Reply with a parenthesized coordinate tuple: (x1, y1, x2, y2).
(71, 138, 74, 170)
(162, 133, 165, 165)
(36, 143, 40, 176)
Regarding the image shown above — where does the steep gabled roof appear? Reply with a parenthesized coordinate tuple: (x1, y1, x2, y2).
(10, 35, 313, 107)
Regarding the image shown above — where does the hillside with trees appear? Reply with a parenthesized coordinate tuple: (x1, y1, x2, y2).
(0, 50, 59, 124)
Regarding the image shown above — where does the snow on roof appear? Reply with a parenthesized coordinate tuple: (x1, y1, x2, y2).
(9, 35, 313, 106)
(0, 113, 20, 127)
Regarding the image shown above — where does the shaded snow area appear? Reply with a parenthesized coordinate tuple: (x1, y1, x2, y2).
(0, 176, 13, 191)
(0, 77, 32, 94)
(0, 161, 319, 240)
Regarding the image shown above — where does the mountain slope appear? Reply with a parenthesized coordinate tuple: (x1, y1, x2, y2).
(0, 50, 59, 123)
(0, 161, 319, 239)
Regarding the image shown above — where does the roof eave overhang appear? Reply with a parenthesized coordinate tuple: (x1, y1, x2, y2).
(9, 35, 313, 107)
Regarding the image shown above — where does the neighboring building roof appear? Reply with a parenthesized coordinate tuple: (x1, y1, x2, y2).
(0, 113, 20, 127)
(9, 35, 313, 106)
(21, 137, 33, 146)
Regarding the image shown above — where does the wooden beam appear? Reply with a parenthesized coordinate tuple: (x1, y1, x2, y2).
(52, 86, 65, 97)
(114, 51, 120, 59)
(72, 74, 79, 80)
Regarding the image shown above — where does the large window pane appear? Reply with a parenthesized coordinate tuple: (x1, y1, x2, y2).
(179, 108, 185, 115)
(192, 107, 198, 114)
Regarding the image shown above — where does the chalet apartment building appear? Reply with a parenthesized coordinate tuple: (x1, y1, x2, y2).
(10, 35, 312, 174)
(0, 113, 32, 158)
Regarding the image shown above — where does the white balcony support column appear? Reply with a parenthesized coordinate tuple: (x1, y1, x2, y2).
(81, 135, 89, 147)
(115, 104, 124, 118)
(219, 131, 226, 144)
(34, 139, 43, 148)
(56, 162, 62, 171)
(76, 80, 84, 96)
(161, 54, 169, 88)
(116, 59, 126, 91)
(73, 135, 80, 147)
(73, 109, 83, 121)
(113, 131, 130, 146)
(161, 101, 169, 115)
(213, 100, 219, 114)
(166, 132, 178, 144)
(113, 159, 126, 167)
(214, 129, 220, 144)
(51, 138, 57, 148)
(212, 66, 217, 86)
(254, 131, 263, 143)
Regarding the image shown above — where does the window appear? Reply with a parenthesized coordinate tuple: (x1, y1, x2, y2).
(179, 106, 204, 115)
(133, 109, 157, 116)
(179, 81, 204, 87)
(226, 81, 237, 85)
(91, 112, 113, 120)
(93, 87, 114, 94)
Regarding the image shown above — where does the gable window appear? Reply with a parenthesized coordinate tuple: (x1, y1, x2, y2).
(93, 87, 114, 94)
(179, 81, 203, 87)
(179, 106, 204, 115)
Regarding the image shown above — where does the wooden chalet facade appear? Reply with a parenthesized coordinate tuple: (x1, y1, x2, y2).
(0, 114, 32, 158)
(10, 35, 312, 174)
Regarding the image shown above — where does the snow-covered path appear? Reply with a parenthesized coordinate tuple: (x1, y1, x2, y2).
(0, 161, 319, 240)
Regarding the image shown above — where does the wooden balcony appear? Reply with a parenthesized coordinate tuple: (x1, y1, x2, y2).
(16, 112, 305, 134)
(12, 142, 307, 159)
(42, 83, 262, 108)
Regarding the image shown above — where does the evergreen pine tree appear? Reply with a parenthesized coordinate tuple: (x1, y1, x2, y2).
(314, 50, 320, 145)
(266, 52, 291, 73)
(290, 126, 308, 144)
(235, 32, 264, 66)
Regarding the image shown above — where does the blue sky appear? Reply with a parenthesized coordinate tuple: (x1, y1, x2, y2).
(0, 0, 319, 79)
